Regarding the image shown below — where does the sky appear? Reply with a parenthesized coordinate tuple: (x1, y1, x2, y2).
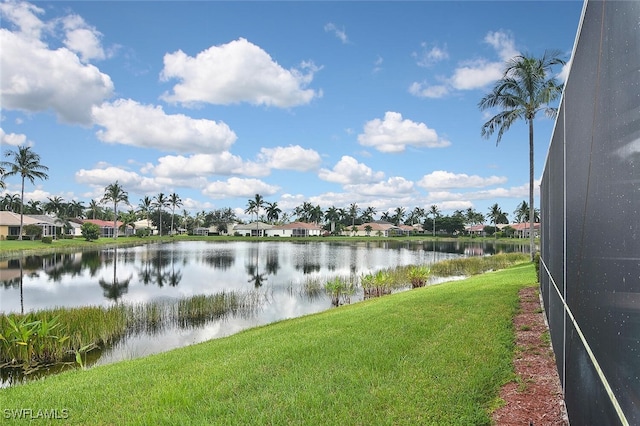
(0, 0, 585, 223)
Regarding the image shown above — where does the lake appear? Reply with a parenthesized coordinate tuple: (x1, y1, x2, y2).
(0, 239, 527, 385)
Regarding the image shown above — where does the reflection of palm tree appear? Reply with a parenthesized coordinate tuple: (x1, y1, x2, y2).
(98, 249, 131, 303)
(246, 245, 266, 287)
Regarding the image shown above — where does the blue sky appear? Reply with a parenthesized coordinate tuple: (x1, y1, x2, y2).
(0, 0, 584, 222)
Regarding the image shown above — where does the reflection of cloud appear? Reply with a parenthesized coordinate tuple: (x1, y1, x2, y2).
(614, 138, 640, 161)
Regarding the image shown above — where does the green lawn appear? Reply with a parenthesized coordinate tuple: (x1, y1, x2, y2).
(0, 263, 536, 425)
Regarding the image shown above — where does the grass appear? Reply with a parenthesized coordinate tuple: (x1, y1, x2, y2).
(0, 262, 536, 425)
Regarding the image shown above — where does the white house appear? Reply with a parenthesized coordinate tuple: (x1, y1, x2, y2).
(264, 221, 323, 237)
(232, 222, 274, 237)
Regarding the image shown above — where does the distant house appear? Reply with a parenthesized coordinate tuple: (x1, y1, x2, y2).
(509, 222, 540, 238)
(232, 222, 273, 237)
(82, 219, 133, 238)
(133, 219, 156, 235)
(0, 211, 62, 239)
(348, 222, 403, 237)
(265, 221, 323, 237)
(193, 227, 209, 236)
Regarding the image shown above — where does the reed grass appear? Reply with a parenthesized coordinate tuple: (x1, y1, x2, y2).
(430, 252, 528, 276)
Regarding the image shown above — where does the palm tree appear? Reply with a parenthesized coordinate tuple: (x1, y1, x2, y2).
(0, 165, 6, 190)
(153, 193, 169, 236)
(1, 193, 22, 212)
(324, 206, 340, 234)
(348, 203, 359, 228)
(67, 200, 86, 219)
(361, 206, 377, 223)
(513, 200, 529, 224)
(245, 194, 264, 236)
(487, 203, 508, 238)
(265, 201, 281, 224)
(168, 193, 182, 235)
(479, 51, 565, 260)
(1, 146, 49, 240)
(25, 199, 43, 214)
(393, 207, 405, 226)
(44, 195, 65, 217)
(101, 181, 129, 239)
(428, 204, 440, 237)
(87, 199, 102, 220)
(137, 196, 153, 229)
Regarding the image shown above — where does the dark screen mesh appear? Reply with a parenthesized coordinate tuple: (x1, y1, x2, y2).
(540, 1, 640, 424)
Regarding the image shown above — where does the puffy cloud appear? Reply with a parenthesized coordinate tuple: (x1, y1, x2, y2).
(150, 153, 269, 178)
(344, 176, 414, 197)
(202, 177, 279, 199)
(0, 2, 114, 124)
(258, 145, 322, 171)
(0, 128, 28, 146)
(358, 111, 450, 153)
(318, 156, 385, 184)
(410, 30, 520, 98)
(61, 14, 107, 62)
(75, 166, 162, 194)
(160, 38, 321, 108)
(418, 170, 507, 190)
(324, 23, 348, 44)
(92, 99, 237, 153)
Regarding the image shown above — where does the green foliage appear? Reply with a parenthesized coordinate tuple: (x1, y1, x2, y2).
(407, 265, 431, 288)
(534, 251, 541, 282)
(430, 253, 529, 277)
(0, 314, 70, 367)
(41, 236, 53, 244)
(23, 224, 43, 238)
(360, 270, 392, 298)
(80, 222, 100, 241)
(135, 228, 151, 238)
(324, 276, 356, 305)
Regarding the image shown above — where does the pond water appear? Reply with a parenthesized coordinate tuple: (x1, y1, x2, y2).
(0, 239, 527, 385)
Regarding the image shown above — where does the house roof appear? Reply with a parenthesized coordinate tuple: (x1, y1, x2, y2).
(271, 221, 322, 230)
(355, 222, 400, 231)
(233, 222, 274, 231)
(0, 211, 40, 226)
(83, 219, 125, 228)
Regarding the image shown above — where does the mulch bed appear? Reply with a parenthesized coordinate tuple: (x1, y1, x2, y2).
(492, 286, 569, 425)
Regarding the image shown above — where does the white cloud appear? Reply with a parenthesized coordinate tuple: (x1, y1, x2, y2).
(409, 30, 520, 98)
(318, 155, 384, 184)
(92, 99, 237, 153)
(0, 128, 28, 146)
(417, 170, 507, 190)
(358, 111, 450, 153)
(408, 82, 449, 99)
(324, 23, 348, 44)
(160, 38, 321, 108)
(74, 166, 162, 195)
(258, 145, 322, 172)
(412, 42, 449, 68)
(344, 176, 414, 197)
(61, 14, 106, 62)
(202, 177, 279, 199)
(0, 2, 114, 124)
(150, 153, 269, 178)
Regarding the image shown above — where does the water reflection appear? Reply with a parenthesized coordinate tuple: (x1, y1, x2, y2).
(98, 248, 131, 303)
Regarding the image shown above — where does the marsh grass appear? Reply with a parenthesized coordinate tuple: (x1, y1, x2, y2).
(430, 253, 528, 276)
(0, 290, 266, 367)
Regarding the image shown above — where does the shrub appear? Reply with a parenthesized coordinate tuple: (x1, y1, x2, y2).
(42, 236, 53, 244)
(407, 265, 430, 288)
(81, 222, 101, 241)
(136, 228, 151, 238)
(23, 224, 42, 240)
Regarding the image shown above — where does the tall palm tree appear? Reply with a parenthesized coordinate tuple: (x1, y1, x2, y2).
(488, 203, 509, 238)
(1, 146, 49, 240)
(361, 206, 377, 223)
(44, 195, 65, 217)
(25, 199, 43, 214)
(1, 193, 22, 212)
(479, 51, 565, 260)
(168, 193, 182, 235)
(101, 181, 129, 239)
(513, 200, 529, 224)
(428, 204, 440, 237)
(265, 201, 281, 224)
(87, 199, 102, 220)
(137, 196, 153, 228)
(393, 206, 405, 226)
(67, 200, 86, 219)
(245, 194, 264, 236)
(153, 193, 169, 236)
(348, 203, 359, 228)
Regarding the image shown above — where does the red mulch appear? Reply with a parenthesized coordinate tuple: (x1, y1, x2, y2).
(492, 286, 569, 426)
